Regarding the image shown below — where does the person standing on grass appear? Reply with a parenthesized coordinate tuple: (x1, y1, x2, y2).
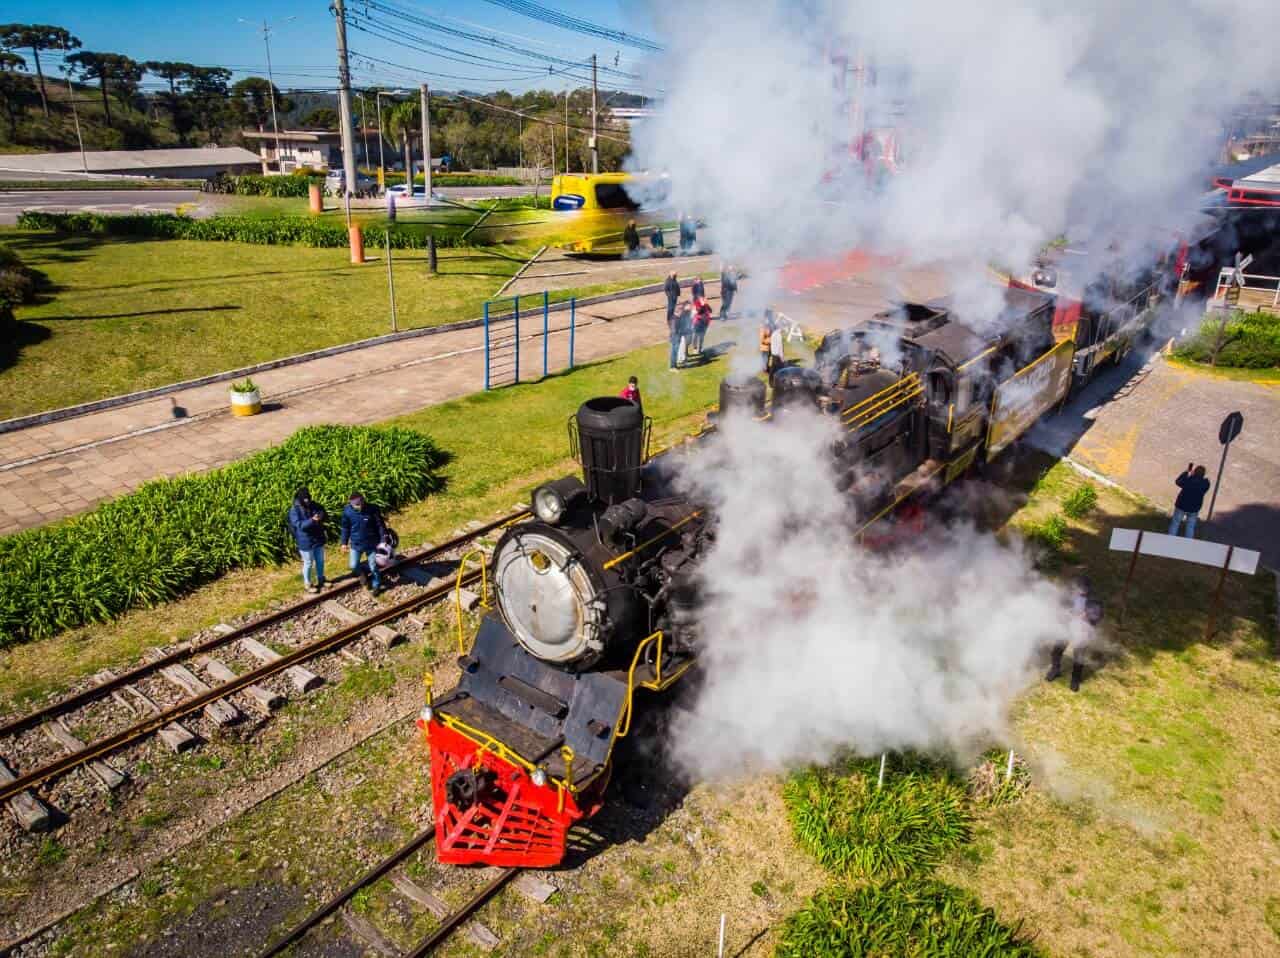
(720, 264, 738, 320)
(664, 270, 680, 327)
(340, 492, 388, 594)
(620, 375, 642, 405)
(1169, 463, 1211, 538)
(287, 487, 327, 594)
(692, 296, 713, 354)
(1047, 576, 1104, 692)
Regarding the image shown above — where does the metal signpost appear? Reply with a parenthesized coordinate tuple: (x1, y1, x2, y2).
(1206, 411, 1243, 522)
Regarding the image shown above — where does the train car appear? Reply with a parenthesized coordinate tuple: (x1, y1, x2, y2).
(418, 288, 1085, 870)
(549, 172, 670, 253)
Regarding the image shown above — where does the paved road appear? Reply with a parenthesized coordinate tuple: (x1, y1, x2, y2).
(0, 189, 202, 224)
(1030, 352, 1280, 568)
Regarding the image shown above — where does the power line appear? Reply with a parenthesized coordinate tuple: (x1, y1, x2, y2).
(477, 0, 662, 53)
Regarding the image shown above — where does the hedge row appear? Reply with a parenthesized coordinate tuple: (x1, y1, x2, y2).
(207, 172, 324, 197)
(0, 425, 446, 644)
(15, 211, 471, 250)
(1173, 309, 1280, 369)
(386, 172, 522, 187)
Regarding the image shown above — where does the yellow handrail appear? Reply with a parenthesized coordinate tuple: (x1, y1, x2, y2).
(602, 512, 702, 571)
(616, 630, 664, 739)
(840, 372, 919, 420)
(454, 549, 490, 653)
(843, 382, 924, 429)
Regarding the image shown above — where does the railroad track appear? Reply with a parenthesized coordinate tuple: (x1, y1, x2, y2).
(0, 508, 528, 826)
(257, 827, 535, 957)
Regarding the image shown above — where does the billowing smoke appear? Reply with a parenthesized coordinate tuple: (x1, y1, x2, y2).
(629, 0, 1280, 321)
(670, 410, 1070, 776)
(625, 0, 1280, 774)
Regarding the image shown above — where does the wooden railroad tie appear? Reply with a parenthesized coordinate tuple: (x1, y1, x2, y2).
(159, 664, 241, 728)
(121, 685, 199, 754)
(196, 657, 284, 713)
(390, 874, 499, 951)
(42, 720, 127, 791)
(0, 756, 55, 833)
(513, 873, 558, 904)
(322, 600, 364, 625)
(238, 638, 323, 693)
(340, 909, 398, 958)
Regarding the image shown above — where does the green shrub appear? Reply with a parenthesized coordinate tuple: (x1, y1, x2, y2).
(1061, 484, 1097, 519)
(0, 241, 37, 320)
(206, 172, 323, 197)
(385, 172, 522, 188)
(1021, 513, 1068, 553)
(775, 880, 1039, 957)
(783, 755, 970, 881)
(1173, 310, 1280, 369)
(0, 425, 446, 644)
(16, 210, 471, 251)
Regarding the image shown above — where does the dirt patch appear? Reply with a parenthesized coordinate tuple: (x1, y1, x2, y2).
(125, 882, 302, 958)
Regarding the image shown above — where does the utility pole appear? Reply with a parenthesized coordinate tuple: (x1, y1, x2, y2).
(240, 18, 294, 172)
(590, 54, 599, 174)
(564, 88, 570, 173)
(333, 0, 358, 197)
(357, 92, 370, 165)
(419, 83, 431, 199)
(62, 40, 87, 174)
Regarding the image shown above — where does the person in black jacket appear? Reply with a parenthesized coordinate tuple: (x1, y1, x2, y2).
(691, 274, 706, 301)
(340, 492, 388, 593)
(287, 487, 327, 593)
(623, 219, 640, 257)
(1168, 463, 1211, 538)
(720, 265, 738, 320)
(664, 271, 680, 327)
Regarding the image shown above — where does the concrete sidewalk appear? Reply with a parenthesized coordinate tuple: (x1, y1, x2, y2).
(0, 289, 696, 535)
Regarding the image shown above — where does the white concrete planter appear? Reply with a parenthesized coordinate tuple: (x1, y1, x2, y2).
(229, 388, 262, 417)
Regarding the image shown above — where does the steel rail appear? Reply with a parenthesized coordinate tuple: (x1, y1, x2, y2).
(405, 867, 520, 957)
(257, 828, 438, 958)
(0, 510, 524, 742)
(0, 512, 525, 805)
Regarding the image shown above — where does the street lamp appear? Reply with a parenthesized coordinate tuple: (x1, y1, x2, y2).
(356, 92, 371, 166)
(375, 89, 406, 193)
(239, 16, 296, 172)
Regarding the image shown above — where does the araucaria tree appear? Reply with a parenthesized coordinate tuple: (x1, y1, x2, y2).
(65, 50, 142, 128)
(0, 23, 81, 118)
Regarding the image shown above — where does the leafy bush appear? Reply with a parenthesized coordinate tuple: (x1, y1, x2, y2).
(384, 172, 522, 187)
(16, 210, 470, 251)
(1021, 513, 1068, 554)
(783, 755, 970, 881)
(206, 172, 323, 197)
(775, 880, 1039, 957)
(0, 242, 37, 320)
(0, 425, 445, 644)
(1061, 484, 1098, 519)
(1173, 310, 1280, 369)
(230, 377, 259, 394)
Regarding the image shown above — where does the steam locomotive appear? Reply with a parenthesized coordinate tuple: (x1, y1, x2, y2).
(418, 284, 1159, 869)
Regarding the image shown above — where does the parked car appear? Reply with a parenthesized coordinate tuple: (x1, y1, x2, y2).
(324, 169, 376, 196)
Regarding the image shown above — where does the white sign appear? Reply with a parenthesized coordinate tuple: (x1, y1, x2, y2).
(1108, 528, 1259, 575)
(1236, 252, 1254, 271)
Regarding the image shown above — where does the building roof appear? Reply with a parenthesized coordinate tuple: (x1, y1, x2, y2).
(241, 129, 342, 142)
(0, 147, 261, 174)
(1237, 161, 1280, 192)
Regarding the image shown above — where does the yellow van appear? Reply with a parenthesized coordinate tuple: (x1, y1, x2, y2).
(549, 173, 668, 252)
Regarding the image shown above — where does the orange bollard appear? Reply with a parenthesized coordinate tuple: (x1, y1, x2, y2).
(308, 183, 323, 215)
(349, 225, 365, 264)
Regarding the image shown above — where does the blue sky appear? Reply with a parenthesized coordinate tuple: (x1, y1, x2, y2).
(11, 0, 658, 95)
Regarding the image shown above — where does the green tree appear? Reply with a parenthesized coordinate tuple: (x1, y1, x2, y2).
(231, 76, 292, 131)
(65, 51, 142, 128)
(144, 61, 196, 142)
(301, 106, 339, 129)
(186, 66, 231, 143)
(383, 99, 421, 182)
(0, 23, 80, 118)
(0, 51, 29, 139)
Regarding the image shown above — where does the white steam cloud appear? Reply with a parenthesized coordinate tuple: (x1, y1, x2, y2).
(625, 0, 1278, 775)
(671, 411, 1069, 776)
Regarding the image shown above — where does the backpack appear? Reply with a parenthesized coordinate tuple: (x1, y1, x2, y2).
(382, 526, 400, 551)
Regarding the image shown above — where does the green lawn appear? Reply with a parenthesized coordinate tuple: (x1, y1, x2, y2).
(1, 231, 645, 418)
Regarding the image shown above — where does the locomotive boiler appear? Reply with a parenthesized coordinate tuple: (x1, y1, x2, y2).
(420, 397, 709, 867)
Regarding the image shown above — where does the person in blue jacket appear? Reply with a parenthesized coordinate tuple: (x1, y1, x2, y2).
(1168, 463, 1212, 538)
(287, 487, 327, 593)
(340, 492, 388, 593)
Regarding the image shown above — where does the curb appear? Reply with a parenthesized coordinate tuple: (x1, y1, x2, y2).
(0, 276, 718, 436)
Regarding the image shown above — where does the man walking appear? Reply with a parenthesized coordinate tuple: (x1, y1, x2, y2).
(720, 264, 738, 320)
(287, 487, 327, 593)
(1168, 463, 1212, 538)
(340, 492, 388, 593)
(664, 270, 680, 328)
(1046, 576, 1104, 692)
(623, 219, 640, 257)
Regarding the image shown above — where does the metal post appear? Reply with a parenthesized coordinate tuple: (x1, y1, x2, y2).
(877, 753, 886, 789)
(62, 41, 88, 174)
(385, 232, 397, 332)
(590, 54, 599, 174)
(543, 290, 549, 378)
(376, 91, 387, 191)
(333, 0, 359, 200)
(420, 84, 432, 200)
(263, 22, 283, 172)
(1206, 441, 1231, 522)
(1118, 530, 1144, 626)
(1205, 546, 1235, 641)
(513, 295, 521, 384)
(357, 92, 370, 166)
(569, 298, 576, 368)
(483, 302, 491, 391)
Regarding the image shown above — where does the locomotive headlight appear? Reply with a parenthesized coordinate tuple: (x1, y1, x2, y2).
(531, 767, 548, 787)
(419, 705, 434, 723)
(531, 476, 587, 525)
